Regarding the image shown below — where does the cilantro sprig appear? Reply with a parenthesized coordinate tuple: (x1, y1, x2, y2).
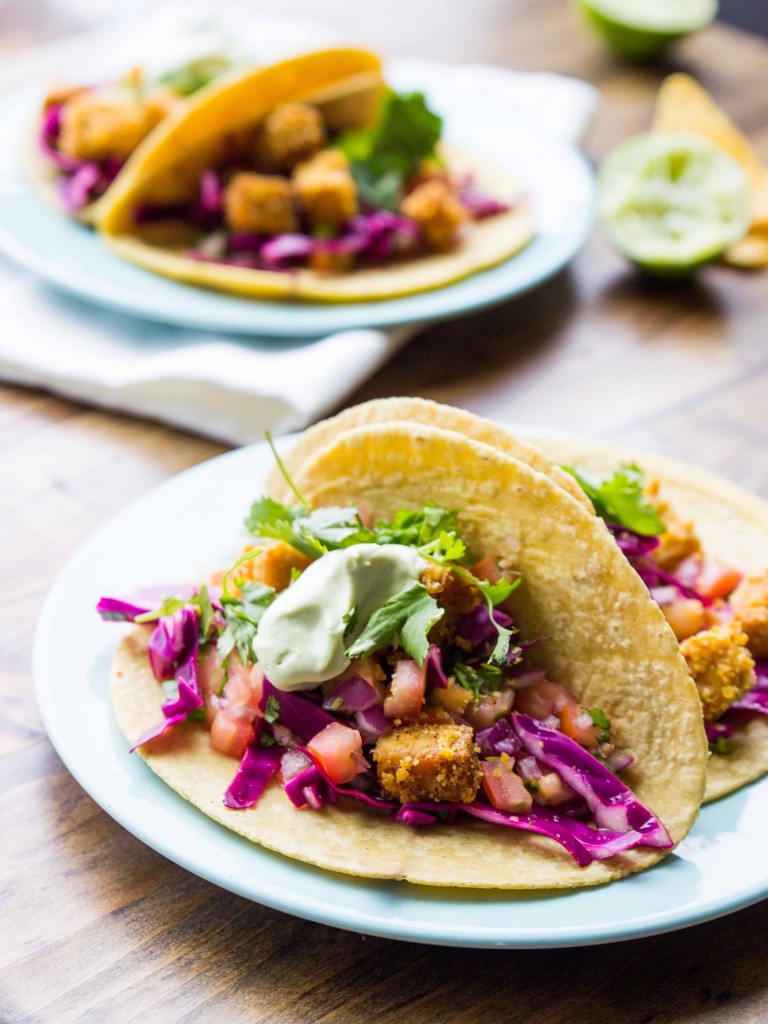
(335, 91, 443, 210)
(563, 463, 665, 537)
(346, 581, 443, 665)
(217, 548, 276, 664)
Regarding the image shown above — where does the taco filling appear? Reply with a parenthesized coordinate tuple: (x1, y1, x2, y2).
(564, 462, 768, 759)
(100, 474, 676, 870)
(37, 56, 232, 215)
(123, 89, 513, 274)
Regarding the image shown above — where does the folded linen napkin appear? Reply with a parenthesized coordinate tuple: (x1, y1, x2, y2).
(0, 11, 597, 444)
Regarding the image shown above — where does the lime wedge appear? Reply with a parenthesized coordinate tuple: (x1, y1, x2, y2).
(576, 0, 717, 59)
(598, 131, 751, 274)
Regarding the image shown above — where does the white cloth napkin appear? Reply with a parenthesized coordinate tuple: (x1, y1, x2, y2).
(0, 12, 597, 444)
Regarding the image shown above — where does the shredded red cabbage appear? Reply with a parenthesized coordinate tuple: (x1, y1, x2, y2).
(729, 662, 768, 716)
(475, 718, 521, 758)
(261, 679, 338, 742)
(223, 741, 282, 809)
(512, 713, 672, 848)
(458, 187, 511, 219)
(96, 596, 151, 622)
(458, 605, 514, 647)
(322, 675, 381, 713)
(425, 643, 449, 689)
(705, 721, 734, 742)
(40, 103, 123, 212)
(394, 801, 457, 826)
(355, 704, 393, 742)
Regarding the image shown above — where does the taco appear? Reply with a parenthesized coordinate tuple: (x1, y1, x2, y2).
(100, 422, 706, 889)
(27, 50, 238, 223)
(93, 50, 533, 302)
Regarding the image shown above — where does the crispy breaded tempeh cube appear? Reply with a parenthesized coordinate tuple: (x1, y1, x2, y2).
(646, 480, 702, 571)
(254, 103, 327, 173)
(373, 720, 481, 803)
(680, 621, 755, 721)
(293, 150, 358, 230)
(223, 173, 298, 235)
(58, 88, 174, 162)
(730, 570, 768, 659)
(400, 179, 467, 252)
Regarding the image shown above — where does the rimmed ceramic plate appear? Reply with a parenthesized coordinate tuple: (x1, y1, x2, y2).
(0, 61, 594, 337)
(33, 432, 768, 948)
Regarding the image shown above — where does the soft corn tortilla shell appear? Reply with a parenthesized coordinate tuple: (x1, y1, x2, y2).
(99, 146, 532, 303)
(112, 424, 706, 888)
(266, 396, 591, 511)
(527, 433, 768, 803)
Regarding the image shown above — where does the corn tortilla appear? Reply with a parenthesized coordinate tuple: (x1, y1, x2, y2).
(111, 423, 706, 888)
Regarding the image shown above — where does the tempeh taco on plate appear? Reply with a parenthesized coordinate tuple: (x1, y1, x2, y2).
(100, 415, 706, 889)
(93, 49, 533, 302)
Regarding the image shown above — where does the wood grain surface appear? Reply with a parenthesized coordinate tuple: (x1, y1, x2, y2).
(4, 2, 768, 1022)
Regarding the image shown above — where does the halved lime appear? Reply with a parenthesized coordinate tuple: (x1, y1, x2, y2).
(598, 131, 751, 274)
(576, 0, 718, 60)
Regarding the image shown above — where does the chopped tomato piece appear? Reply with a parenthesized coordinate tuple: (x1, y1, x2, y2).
(432, 678, 473, 715)
(662, 599, 707, 641)
(464, 688, 514, 729)
(210, 711, 255, 759)
(697, 560, 743, 601)
(223, 660, 264, 714)
(307, 722, 364, 784)
(481, 759, 532, 813)
(559, 703, 600, 747)
(384, 659, 426, 719)
(470, 554, 504, 585)
(198, 645, 225, 701)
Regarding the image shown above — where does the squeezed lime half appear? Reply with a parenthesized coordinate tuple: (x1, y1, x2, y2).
(576, 0, 718, 59)
(599, 131, 751, 274)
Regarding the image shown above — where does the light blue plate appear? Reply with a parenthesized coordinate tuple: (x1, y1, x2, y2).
(0, 67, 595, 337)
(33, 434, 768, 948)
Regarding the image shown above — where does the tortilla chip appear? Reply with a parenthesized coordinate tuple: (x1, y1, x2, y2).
(113, 424, 706, 887)
(267, 397, 591, 511)
(653, 73, 765, 190)
(527, 433, 768, 803)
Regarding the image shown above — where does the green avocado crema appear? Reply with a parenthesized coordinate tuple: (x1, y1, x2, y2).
(253, 544, 427, 691)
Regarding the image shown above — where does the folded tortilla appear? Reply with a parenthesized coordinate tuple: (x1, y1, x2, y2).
(94, 50, 533, 302)
(111, 422, 706, 888)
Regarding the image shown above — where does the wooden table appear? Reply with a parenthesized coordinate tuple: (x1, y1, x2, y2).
(4, 3, 768, 1021)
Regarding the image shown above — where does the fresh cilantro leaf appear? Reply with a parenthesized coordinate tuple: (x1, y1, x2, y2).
(157, 56, 230, 97)
(345, 581, 443, 664)
(196, 584, 215, 640)
(420, 529, 467, 563)
(586, 706, 612, 744)
(342, 604, 358, 642)
(218, 580, 276, 663)
(336, 91, 443, 211)
(264, 694, 280, 724)
(371, 503, 460, 548)
(245, 498, 369, 560)
(329, 697, 344, 712)
(563, 463, 665, 537)
(709, 736, 732, 756)
(187, 707, 206, 721)
(451, 566, 519, 665)
(134, 596, 187, 624)
(260, 732, 277, 747)
(454, 661, 505, 701)
(523, 778, 540, 794)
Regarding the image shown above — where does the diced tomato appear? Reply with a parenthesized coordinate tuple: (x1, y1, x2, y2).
(535, 772, 576, 806)
(198, 645, 225, 701)
(223, 660, 264, 715)
(697, 560, 743, 602)
(464, 688, 515, 729)
(470, 554, 504, 585)
(210, 710, 255, 759)
(481, 760, 532, 813)
(559, 703, 600, 747)
(662, 599, 707, 641)
(277, 748, 313, 784)
(432, 679, 473, 715)
(384, 659, 426, 719)
(307, 722, 364, 785)
(513, 680, 573, 721)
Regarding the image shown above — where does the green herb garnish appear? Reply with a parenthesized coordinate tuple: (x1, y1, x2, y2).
(586, 706, 612, 745)
(345, 581, 443, 665)
(336, 91, 443, 210)
(563, 463, 665, 536)
(709, 736, 732, 756)
(264, 694, 280, 725)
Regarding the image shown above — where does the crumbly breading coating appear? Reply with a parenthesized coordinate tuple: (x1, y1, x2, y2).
(58, 87, 176, 162)
(680, 621, 755, 721)
(373, 721, 481, 803)
(254, 103, 327, 173)
(419, 563, 478, 646)
(223, 173, 298, 235)
(646, 480, 702, 571)
(400, 180, 467, 252)
(292, 149, 357, 230)
(730, 570, 768, 659)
